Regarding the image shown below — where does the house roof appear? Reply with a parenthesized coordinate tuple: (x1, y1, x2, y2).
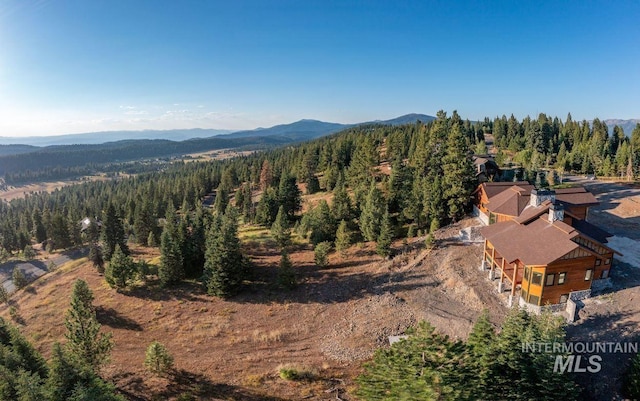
(485, 185, 532, 216)
(555, 187, 599, 207)
(480, 217, 581, 265)
(514, 200, 553, 224)
(571, 219, 612, 244)
(476, 181, 533, 199)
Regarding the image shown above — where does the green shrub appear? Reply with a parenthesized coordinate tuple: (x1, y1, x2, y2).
(144, 341, 174, 375)
(12, 268, 27, 289)
(314, 241, 331, 267)
(0, 286, 8, 304)
(624, 352, 640, 399)
(277, 364, 315, 381)
(23, 245, 36, 260)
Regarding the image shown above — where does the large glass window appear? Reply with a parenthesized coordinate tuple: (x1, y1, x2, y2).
(545, 274, 555, 286)
(528, 295, 540, 305)
(558, 272, 567, 285)
(585, 269, 593, 281)
(531, 272, 543, 286)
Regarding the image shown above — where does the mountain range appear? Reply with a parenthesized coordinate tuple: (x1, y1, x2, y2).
(0, 113, 436, 147)
(604, 119, 639, 136)
(0, 114, 636, 149)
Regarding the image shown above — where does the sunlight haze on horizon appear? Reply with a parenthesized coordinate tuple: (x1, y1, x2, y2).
(0, 0, 638, 137)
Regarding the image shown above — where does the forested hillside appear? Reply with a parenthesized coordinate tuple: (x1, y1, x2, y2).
(491, 114, 640, 179)
(1, 110, 639, 399)
(1, 111, 639, 262)
(0, 135, 289, 185)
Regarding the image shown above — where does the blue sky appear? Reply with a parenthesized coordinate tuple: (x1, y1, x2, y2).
(0, 0, 639, 136)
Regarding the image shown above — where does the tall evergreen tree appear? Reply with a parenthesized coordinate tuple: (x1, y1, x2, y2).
(277, 250, 296, 290)
(442, 120, 475, 222)
(63, 280, 113, 372)
(32, 209, 47, 244)
(101, 204, 128, 261)
(104, 245, 136, 289)
(255, 187, 279, 226)
(335, 219, 351, 257)
(376, 208, 393, 258)
(203, 206, 246, 297)
(278, 173, 302, 221)
(359, 181, 385, 242)
(158, 205, 185, 287)
(309, 200, 335, 245)
(331, 176, 353, 223)
(271, 205, 291, 249)
(133, 198, 155, 246)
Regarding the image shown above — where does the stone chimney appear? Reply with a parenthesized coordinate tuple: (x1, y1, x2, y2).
(548, 203, 564, 223)
(530, 189, 556, 207)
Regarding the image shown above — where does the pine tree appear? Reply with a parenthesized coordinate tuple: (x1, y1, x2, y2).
(101, 204, 128, 261)
(309, 200, 335, 245)
(259, 159, 273, 191)
(104, 245, 136, 289)
(314, 241, 331, 267)
(133, 198, 155, 246)
(271, 205, 291, 249)
(442, 120, 475, 222)
(203, 207, 246, 297)
(158, 205, 185, 287)
(277, 250, 296, 290)
(64, 280, 113, 372)
(144, 341, 174, 375)
(331, 177, 353, 223)
(12, 267, 27, 289)
(376, 208, 393, 258)
(255, 187, 279, 226)
(335, 220, 351, 257)
(88, 244, 104, 274)
(624, 352, 640, 399)
(278, 173, 302, 221)
(359, 181, 385, 242)
(32, 209, 47, 244)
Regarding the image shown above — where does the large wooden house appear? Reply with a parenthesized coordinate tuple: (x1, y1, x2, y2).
(473, 182, 598, 225)
(475, 184, 620, 316)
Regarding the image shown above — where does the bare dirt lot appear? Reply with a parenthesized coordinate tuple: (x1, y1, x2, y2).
(0, 218, 505, 400)
(563, 180, 640, 400)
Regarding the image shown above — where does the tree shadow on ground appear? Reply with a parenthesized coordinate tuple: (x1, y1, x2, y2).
(567, 310, 640, 401)
(123, 279, 209, 303)
(157, 370, 285, 401)
(96, 306, 143, 331)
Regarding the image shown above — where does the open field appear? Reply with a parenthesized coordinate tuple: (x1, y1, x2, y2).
(0, 175, 112, 201)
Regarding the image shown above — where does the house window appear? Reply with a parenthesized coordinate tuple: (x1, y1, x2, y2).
(601, 269, 609, 279)
(545, 274, 555, 286)
(595, 259, 601, 266)
(605, 258, 611, 265)
(559, 294, 569, 303)
(528, 295, 540, 306)
(489, 213, 496, 224)
(531, 272, 543, 286)
(524, 266, 530, 280)
(521, 289, 528, 301)
(558, 272, 567, 285)
(585, 269, 593, 281)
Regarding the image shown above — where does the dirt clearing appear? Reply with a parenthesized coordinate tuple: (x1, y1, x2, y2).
(0, 217, 504, 400)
